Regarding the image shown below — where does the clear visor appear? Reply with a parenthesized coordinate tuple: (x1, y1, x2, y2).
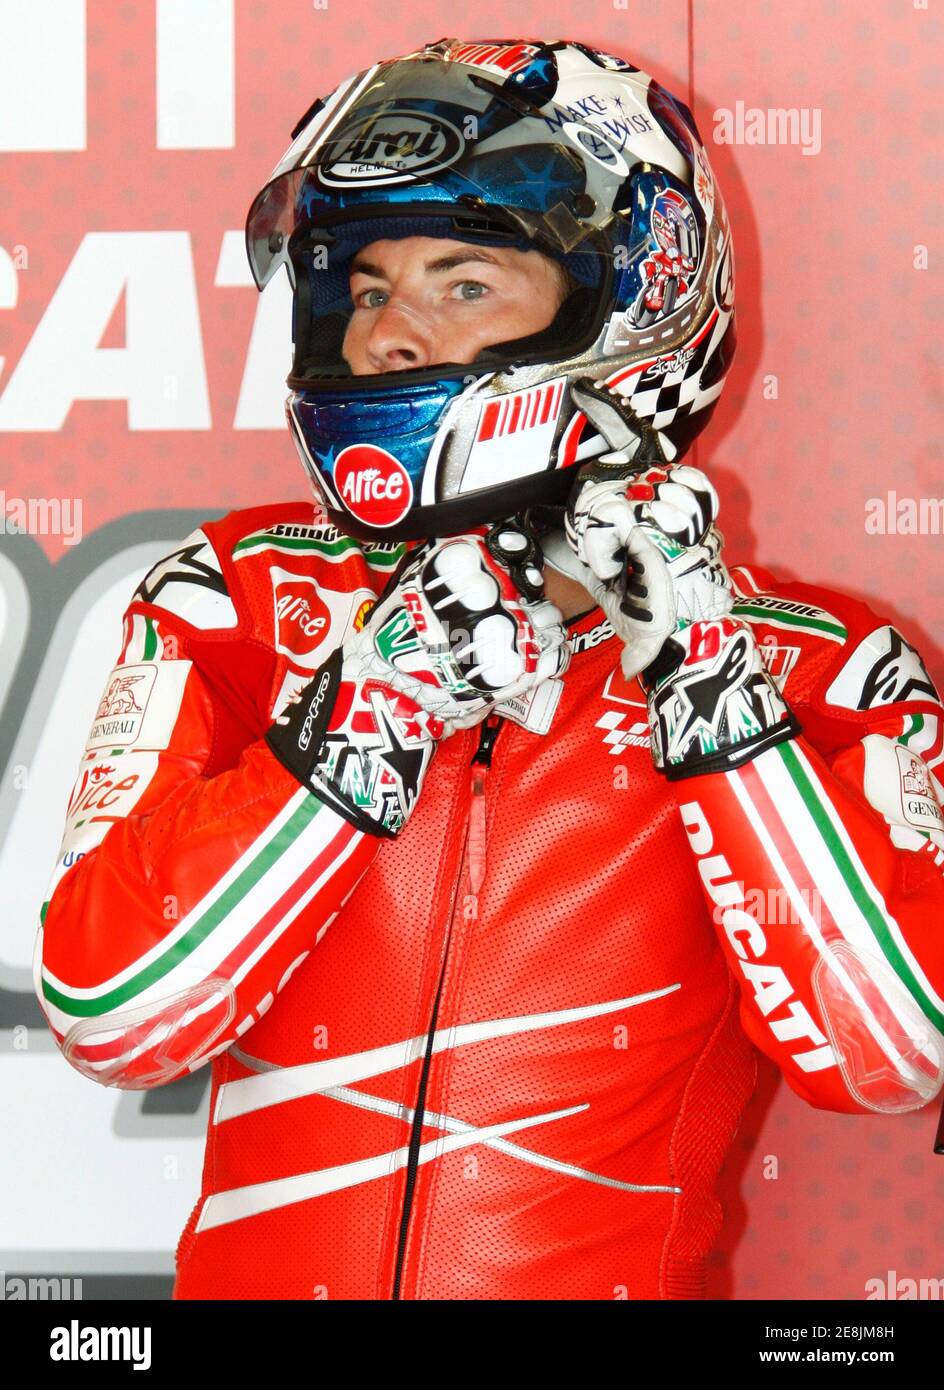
(246, 57, 636, 291)
(284, 209, 617, 382)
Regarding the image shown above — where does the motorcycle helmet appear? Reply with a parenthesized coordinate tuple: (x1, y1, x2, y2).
(245, 37, 736, 540)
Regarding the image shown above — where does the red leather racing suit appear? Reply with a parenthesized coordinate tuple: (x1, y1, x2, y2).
(35, 502, 944, 1299)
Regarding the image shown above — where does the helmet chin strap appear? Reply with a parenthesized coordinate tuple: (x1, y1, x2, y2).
(538, 527, 593, 582)
(522, 376, 674, 575)
(485, 376, 677, 579)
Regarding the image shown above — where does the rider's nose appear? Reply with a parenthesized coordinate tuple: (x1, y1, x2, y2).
(365, 302, 433, 372)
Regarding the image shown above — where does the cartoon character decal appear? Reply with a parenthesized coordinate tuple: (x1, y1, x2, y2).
(629, 187, 700, 328)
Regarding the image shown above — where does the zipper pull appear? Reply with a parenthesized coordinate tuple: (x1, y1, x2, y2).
(471, 712, 503, 766)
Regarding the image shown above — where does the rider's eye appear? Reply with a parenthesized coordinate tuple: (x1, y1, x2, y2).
(358, 288, 389, 309)
(451, 281, 489, 302)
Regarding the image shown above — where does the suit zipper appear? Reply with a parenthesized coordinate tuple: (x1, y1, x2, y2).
(467, 712, 502, 908)
(390, 713, 504, 1300)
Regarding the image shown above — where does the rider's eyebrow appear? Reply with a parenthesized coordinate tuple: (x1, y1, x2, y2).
(349, 249, 503, 279)
(423, 249, 501, 273)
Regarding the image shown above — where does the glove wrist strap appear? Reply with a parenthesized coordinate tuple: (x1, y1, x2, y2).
(642, 617, 800, 780)
(266, 646, 435, 838)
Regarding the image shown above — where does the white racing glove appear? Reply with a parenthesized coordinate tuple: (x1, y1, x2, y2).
(545, 454, 734, 680)
(549, 377, 799, 776)
(267, 520, 570, 835)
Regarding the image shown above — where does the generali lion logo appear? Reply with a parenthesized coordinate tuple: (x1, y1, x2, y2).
(895, 744, 944, 832)
(95, 674, 146, 720)
(902, 755, 931, 799)
(87, 664, 159, 751)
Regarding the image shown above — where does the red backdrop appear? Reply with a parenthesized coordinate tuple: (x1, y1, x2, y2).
(2, 0, 941, 1298)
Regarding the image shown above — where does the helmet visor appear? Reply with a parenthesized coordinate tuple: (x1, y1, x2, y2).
(283, 209, 617, 384)
(245, 54, 644, 290)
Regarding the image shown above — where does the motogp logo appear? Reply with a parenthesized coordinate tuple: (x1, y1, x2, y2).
(335, 444, 414, 527)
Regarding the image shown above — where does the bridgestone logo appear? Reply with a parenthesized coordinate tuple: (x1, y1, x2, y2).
(269, 524, 336, 540)
(750, 598, 827, 619)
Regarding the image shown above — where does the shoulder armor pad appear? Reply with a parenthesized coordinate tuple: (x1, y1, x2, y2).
(131, 527, 238, 630)
(824, 625, 942, 713)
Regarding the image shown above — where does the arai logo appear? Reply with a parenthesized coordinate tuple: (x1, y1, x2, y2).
(334, 444, 414, 527)
(317, 110, 465, 186)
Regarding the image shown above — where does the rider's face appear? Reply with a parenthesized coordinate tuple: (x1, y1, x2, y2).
(342, 236, 570, 374)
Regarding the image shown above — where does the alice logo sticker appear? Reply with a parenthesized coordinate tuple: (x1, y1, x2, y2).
(335, 444, 414, 527)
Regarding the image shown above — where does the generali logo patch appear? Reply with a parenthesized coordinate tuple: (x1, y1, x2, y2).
(87, 664, 157, 750)
(334, 444, 413, 528)
(896, 743, 944, 832)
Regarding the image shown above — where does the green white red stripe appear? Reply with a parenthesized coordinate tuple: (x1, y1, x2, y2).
(39, 790, 362, 1032)
(729, 742, 944, 1080)
(233, 529, 405, 570)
